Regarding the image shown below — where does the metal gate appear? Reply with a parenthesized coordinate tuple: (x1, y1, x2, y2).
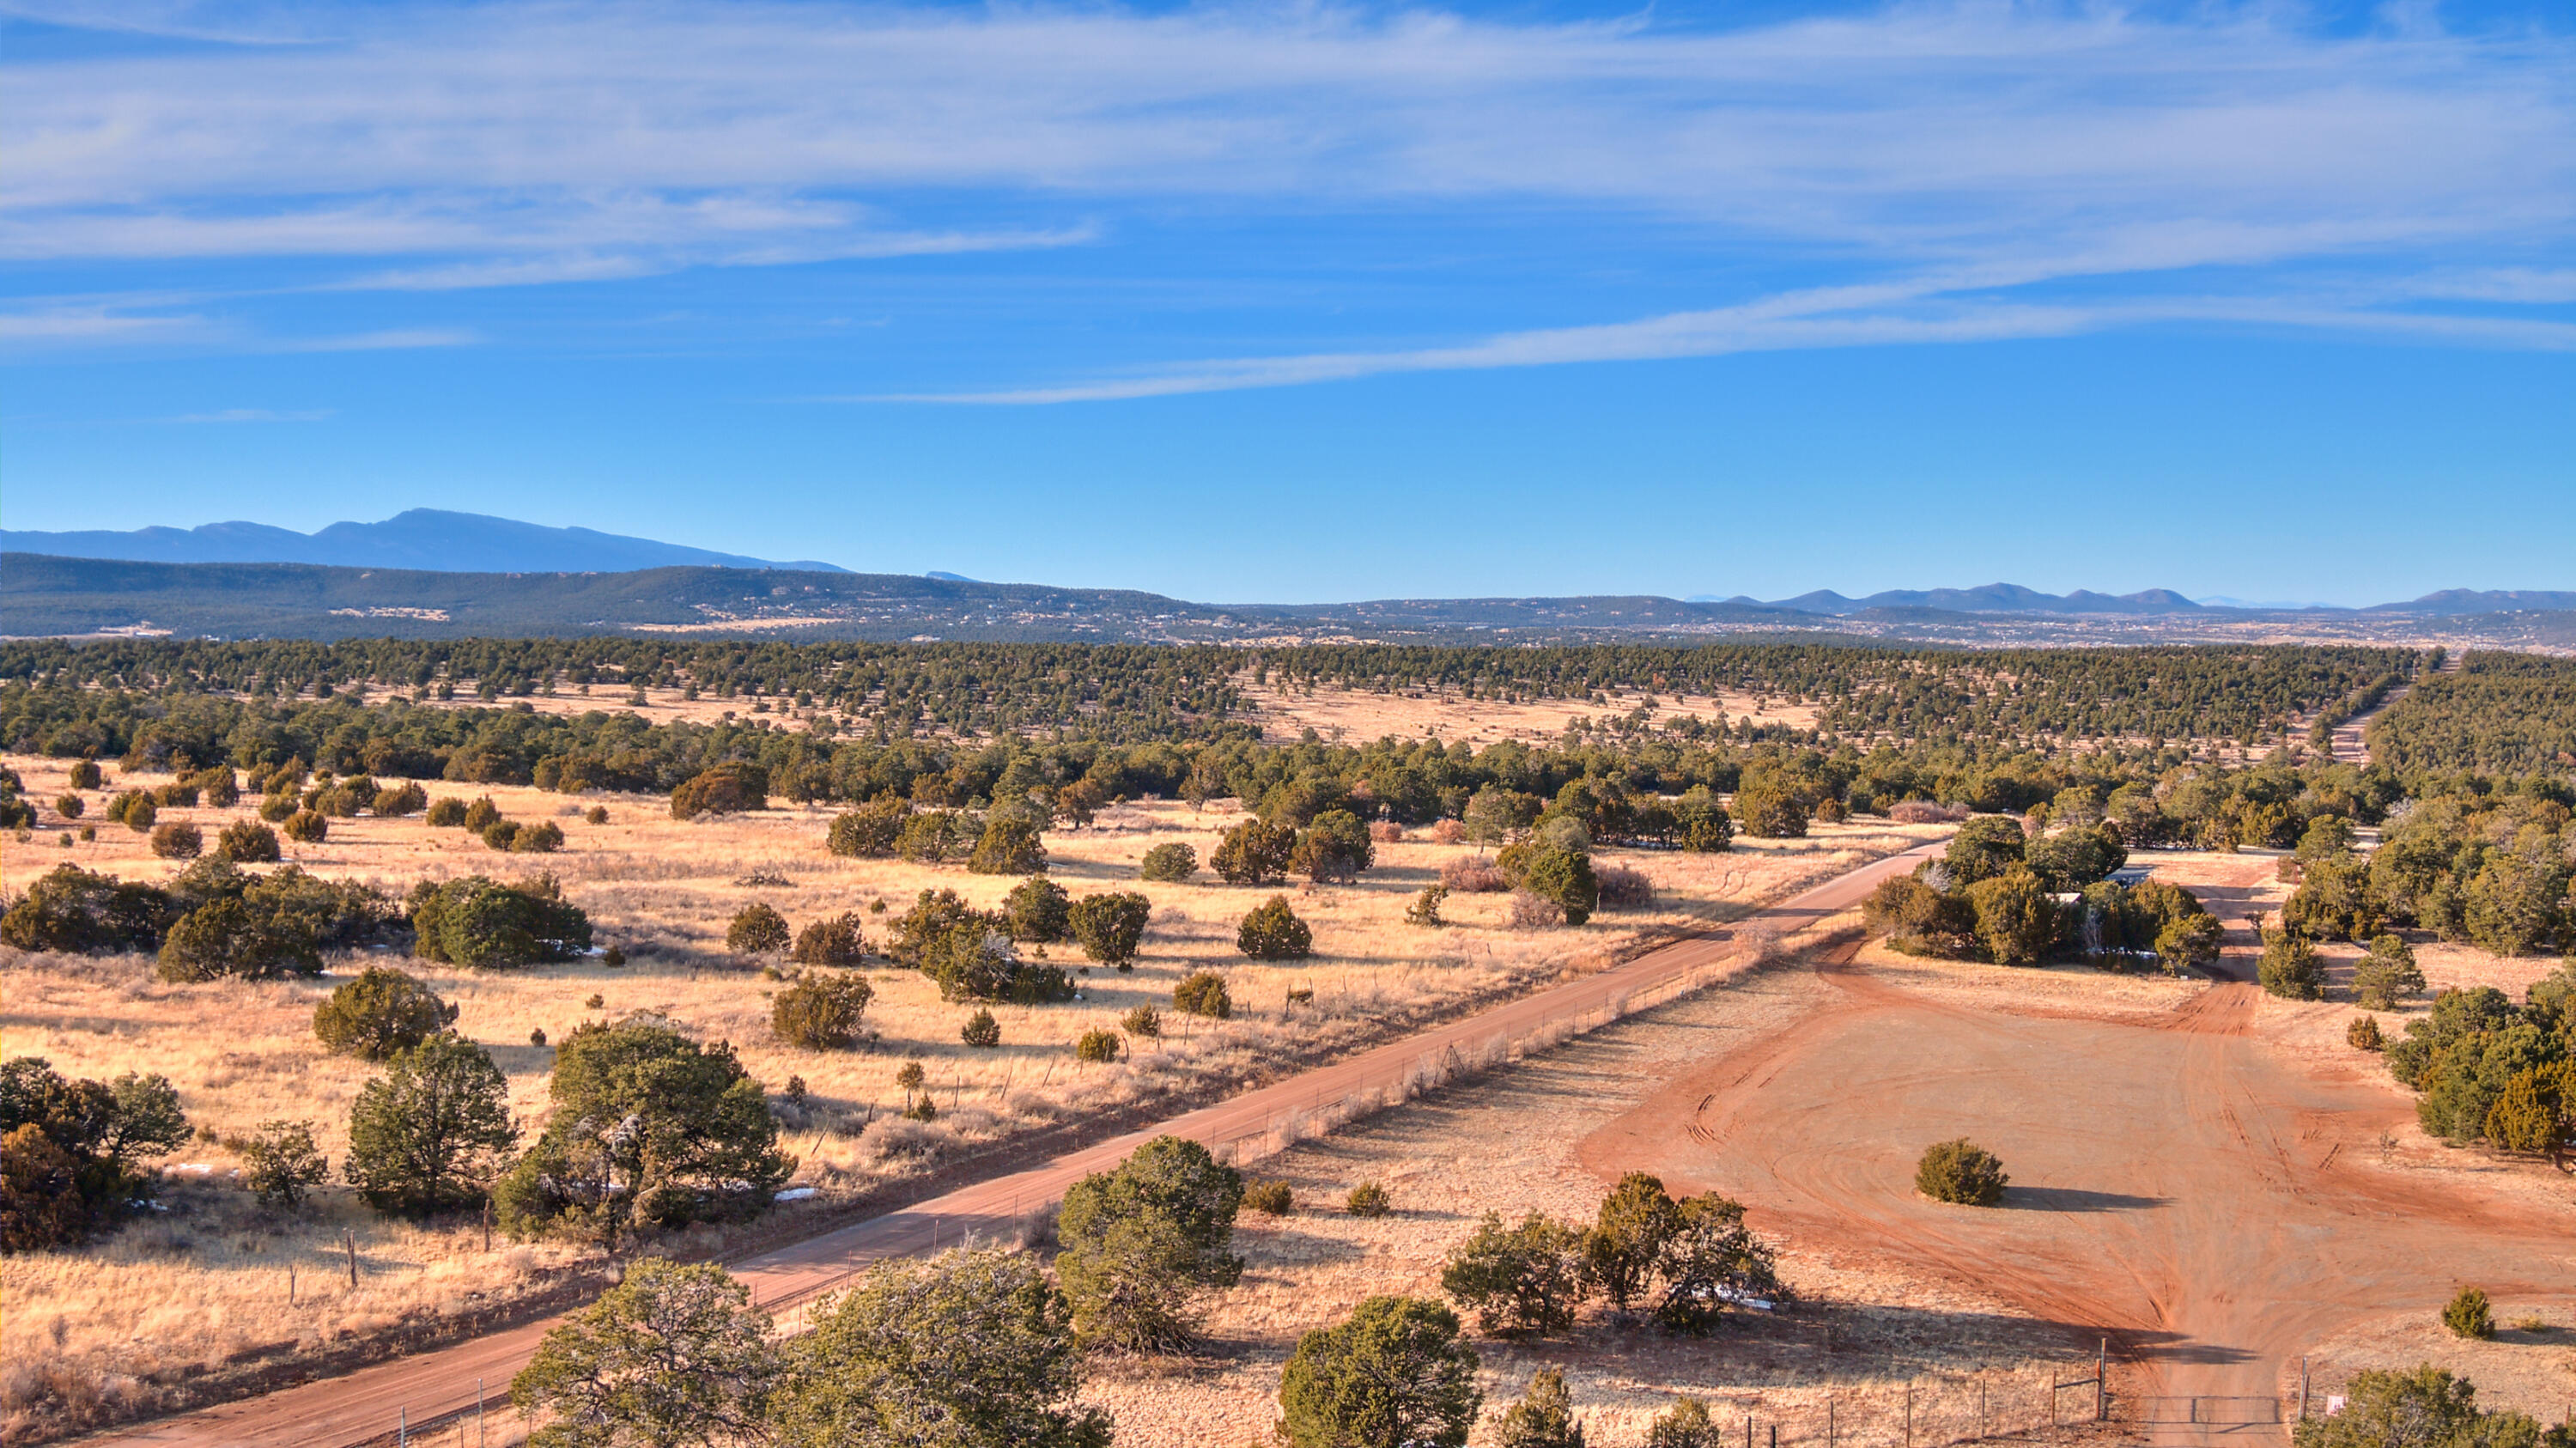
(2105, 1396, 2290, 1437)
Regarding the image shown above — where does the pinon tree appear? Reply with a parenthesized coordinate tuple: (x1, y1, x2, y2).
(1056, 1136, 1245, 1353)
(1579, 1172, 1682, 1314)
(1139, 843, 1197, 882)
(1068, 891, 1151, 970)
(790, 912, 869, 966)
(769, 1248, 1112, 1448)
(1916, 1139, 2008, 1206)
(670, 764, 768, 820)
(1212, 818, 1297, 885)
(1290, 809, 1374, 884)
(343, 1033, 518, 1217)
(1277, 1295, 1481, 1448)
(494, 1018, 793, 1247)
(313, 968, 459, 1061)
(1236, 897, 1313, 960)
(1441, 1211, 1586, 1337)
(1730, 774, 1808, 840)
(1492, 1368, 1585, 1448)
(726, 903, 792, 956)
(968, 817, 1048, 876)
(1521, 848, 1599, 927)
(411, 876, 592, 969)
(2484, 1060, 2574, 1168)
(770, 972, 873, 1050)
(1965, 868, 2055, 965)
(1943, 816, 2026, 886)
(512, 1259, 778, 1448)
(0, 1057, 190, 1250)
(1004, 876, 1072, 943)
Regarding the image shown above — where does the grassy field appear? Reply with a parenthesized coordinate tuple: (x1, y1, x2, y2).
(0, 751, 1941, 1431)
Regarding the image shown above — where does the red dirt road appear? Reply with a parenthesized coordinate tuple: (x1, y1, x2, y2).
(1580, 865, 2575, 1411)
(84, 842, 1946, 1447)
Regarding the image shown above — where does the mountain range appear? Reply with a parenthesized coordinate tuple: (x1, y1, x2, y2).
(2, 512, 2570, 642)
(0, 509, 846, 575)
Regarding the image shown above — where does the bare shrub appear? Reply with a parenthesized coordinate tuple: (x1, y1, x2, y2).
(1890, 800, 1970, 824)
(1507, 891, 1564, 930)
(1734, 922, 1783, 964)
(1430, 819, 1467, 845)
(859, 1115, 946, 1163)
(1441, 856, 1509, 892)
(1595, 864, 1655, 909)
(1368, 820, 1405, 843)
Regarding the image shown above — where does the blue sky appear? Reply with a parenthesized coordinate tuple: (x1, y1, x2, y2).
(2, 0, 2569, 606)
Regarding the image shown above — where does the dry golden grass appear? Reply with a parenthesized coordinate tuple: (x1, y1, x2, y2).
(0, 750, 1941, 1419)
(1237, 678, 1820, 745)
(2298, 1306, 2576, 1425)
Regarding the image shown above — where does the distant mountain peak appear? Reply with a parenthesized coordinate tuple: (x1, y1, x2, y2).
(0, 509, 847, 575)
(1718, 582, 2206, 617)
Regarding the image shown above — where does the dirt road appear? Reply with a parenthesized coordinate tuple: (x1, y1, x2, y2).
(2330, 653, 2458, 766)
(1580, 861, 2575, 1416)
(86, 841, 1946, 1447)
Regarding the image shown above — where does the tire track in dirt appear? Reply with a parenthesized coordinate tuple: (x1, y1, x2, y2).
(1577, 861, 2576, 1410)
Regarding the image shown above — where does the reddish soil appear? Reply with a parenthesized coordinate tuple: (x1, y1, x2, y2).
(1577, 865, 2575, 1412)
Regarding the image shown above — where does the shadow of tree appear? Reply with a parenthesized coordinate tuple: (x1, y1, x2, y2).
(2002, 1187, 2171, 1214)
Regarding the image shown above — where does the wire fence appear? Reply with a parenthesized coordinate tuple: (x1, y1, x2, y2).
(346, 922, 1832, 1447)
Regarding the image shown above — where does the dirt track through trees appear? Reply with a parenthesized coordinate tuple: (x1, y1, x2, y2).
(78, 843, 1947, 1447)
(1579, 862, 2576, 1415)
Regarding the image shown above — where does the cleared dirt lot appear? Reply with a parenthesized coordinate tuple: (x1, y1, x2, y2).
(1085, 936, 2104, 1448)
(1089, 857, 2575, 1442)
(1238, 680, 1818, 745)
(1582, 864, 2576, 1420)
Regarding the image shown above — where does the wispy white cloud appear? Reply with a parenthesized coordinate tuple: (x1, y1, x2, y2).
(335, 225, 1098, 291)
(866, 273, 2576, 404)
(0, 304, 473, 353)
(2, 0, 2567, 372)
(276, 327, 476, 351)
(6, 1, 2567, 259)
(162, 406, 332, 422)
(0, 306, 213, 344)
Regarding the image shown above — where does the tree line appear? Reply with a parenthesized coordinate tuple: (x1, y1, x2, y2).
(2368, 653, 2576, 776)
(0, 638, 2435, 759)
(20, 669, 2560, 838)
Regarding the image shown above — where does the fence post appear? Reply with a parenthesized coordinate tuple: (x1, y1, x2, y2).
(2299, 1357, 2311, 1422)
(2098, 1337, 2108, 1422)
(1828, 1398, 1836, 1448)
(1906, 1384, 1914, 1448)
(477, 1378, 485, 1448)
(398, 1407, 407, 1446)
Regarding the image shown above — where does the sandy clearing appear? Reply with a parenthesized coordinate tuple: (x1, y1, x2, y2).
(1580, 863, 2576, 1422)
